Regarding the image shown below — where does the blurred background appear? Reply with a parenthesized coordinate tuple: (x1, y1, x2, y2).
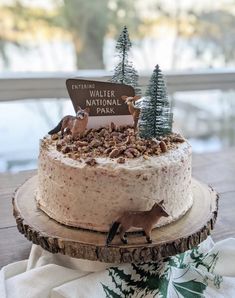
(0, 0, 235, 172)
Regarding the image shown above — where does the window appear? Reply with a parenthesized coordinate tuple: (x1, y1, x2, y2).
(0, 0, 235, 172)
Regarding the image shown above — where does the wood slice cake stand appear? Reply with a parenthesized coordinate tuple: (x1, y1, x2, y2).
(13, 175, 218, 264)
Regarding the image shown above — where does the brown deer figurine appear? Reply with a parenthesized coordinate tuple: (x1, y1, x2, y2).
(121, 95, 141, 130)
(106, 200, 169, 245)
(48, 107, 89, 139)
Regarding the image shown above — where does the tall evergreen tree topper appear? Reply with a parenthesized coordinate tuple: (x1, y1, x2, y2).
(111, 26, 141, 95)
(138, 64, 173, 139)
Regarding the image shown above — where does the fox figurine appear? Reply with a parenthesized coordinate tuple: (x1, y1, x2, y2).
(48, 107, 89, 139)
(106, 200, 169, 245)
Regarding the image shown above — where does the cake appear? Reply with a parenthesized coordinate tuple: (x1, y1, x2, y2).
(36, 58, 193, 235)
(36, 125, 192, 232)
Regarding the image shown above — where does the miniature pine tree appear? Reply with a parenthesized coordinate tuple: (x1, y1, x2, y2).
(138, 64, 173, 139)
(111, 26, 141, 95)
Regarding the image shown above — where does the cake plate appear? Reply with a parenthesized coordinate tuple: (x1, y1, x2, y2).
(12, 175, 218, 264)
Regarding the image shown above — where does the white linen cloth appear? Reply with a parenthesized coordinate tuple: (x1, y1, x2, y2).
(1, 236, 235, 297)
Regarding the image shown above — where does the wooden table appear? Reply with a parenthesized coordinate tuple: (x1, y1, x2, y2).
(1, 148, 235, 268)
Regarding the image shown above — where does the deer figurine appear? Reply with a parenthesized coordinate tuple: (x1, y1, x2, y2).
(106, 200, 169, 245)
(48, 106, 89, 139)
(121, 95, 141, 130)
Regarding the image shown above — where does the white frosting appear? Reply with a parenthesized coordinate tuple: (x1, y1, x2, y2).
(36, 137, 193, 232)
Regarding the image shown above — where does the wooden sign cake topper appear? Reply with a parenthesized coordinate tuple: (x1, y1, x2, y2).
(66, 79, 135, 128)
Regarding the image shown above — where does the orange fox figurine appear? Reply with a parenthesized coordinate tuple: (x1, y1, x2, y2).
(121, 95, 141, 130)
(106, 200, 169, 245)
(48, 107, 89, 139)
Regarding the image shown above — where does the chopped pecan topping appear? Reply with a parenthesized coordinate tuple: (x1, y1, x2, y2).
(47, 124, 184, 161)
(160, 141, 167, 153)
(109, 122, 116, 132)
(76, 140, 88, 147)
(51, 134, 59, 140)
(109, 148, 121, 158)
(85, 158, 97, 166)
(117, 157, 126, 164)
(62, 146, 71, 154)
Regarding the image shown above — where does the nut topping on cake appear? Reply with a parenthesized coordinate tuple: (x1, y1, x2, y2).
(85, 158, 97, 166)
(47, 125, 185, 162)
(117, 157, 126, 164)
(109, 148, 122, 158)
(160, 141, 167, 153)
